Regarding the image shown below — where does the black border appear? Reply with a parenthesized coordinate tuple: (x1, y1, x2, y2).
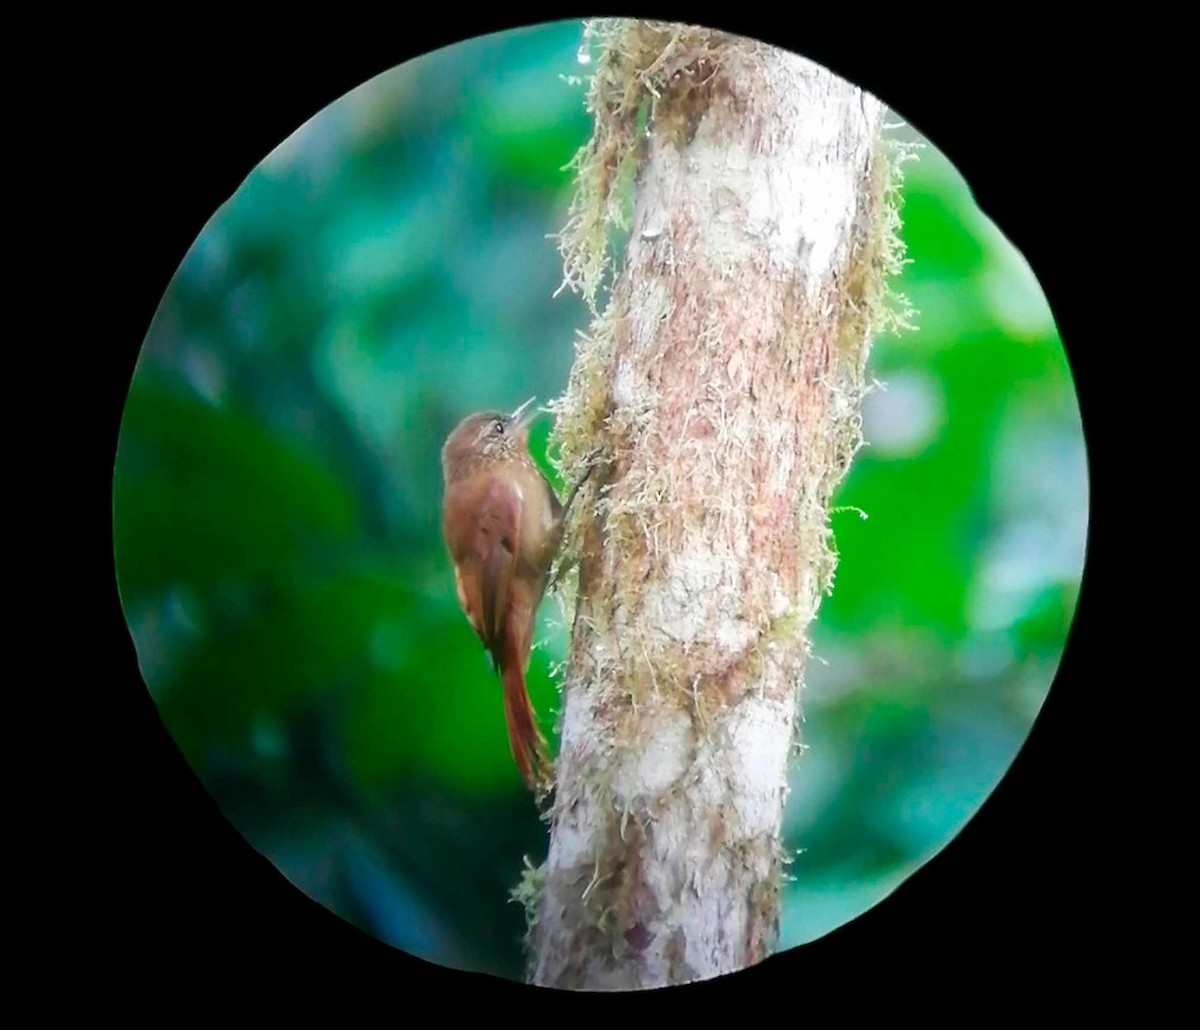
(74, 9, 1103, 1009)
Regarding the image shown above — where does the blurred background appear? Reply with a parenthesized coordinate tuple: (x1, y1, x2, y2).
(111, 20, 1087, 980)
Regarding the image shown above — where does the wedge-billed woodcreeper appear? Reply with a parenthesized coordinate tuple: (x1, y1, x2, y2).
(440, 397, 593, 792)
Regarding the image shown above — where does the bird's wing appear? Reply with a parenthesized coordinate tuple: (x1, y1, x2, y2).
(466, 475, 522, 674)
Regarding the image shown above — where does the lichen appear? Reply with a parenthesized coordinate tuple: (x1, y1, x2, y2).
(510, 854, 547, 953)
(553, 20, 742, 314)
(874, 125, 922, 337)
(551, 16, 913, 777)
(533, 18, 919, 989)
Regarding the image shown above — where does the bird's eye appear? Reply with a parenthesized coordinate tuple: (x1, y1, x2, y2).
(493, 419, 506, 435)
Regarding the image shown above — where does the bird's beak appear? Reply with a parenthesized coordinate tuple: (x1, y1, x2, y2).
(509, 396, 539, 433)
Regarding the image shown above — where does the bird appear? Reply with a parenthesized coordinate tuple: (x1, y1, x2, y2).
(440, 397, 595, 792)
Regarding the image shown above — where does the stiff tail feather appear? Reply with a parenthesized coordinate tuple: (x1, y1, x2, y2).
(501, 657, 552, 792)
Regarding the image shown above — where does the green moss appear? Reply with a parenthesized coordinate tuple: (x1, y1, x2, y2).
(553, 19, 743, 315)
(510, 854, 547, 948)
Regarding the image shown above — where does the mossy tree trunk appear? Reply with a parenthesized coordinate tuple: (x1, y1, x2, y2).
(530, 20, 909, 991)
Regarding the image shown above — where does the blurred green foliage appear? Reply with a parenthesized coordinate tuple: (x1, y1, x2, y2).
(112, 20, 1086, 979)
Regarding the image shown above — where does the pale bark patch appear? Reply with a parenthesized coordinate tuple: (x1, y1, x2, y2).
(520, 18, 915, 991)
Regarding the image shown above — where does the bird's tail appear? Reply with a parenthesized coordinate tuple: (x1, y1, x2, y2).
(501, 648, 553, 794)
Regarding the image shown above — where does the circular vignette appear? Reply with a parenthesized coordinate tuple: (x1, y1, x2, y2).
(112, 18, 1087, 989)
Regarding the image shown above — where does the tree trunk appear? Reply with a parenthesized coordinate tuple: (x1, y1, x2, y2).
(527, 20, 909, 991)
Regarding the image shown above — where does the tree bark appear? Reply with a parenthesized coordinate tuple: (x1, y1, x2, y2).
(527, 20, 908, 991)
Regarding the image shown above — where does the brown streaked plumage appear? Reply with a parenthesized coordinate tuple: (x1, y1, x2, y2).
(440, 398, 592, 792)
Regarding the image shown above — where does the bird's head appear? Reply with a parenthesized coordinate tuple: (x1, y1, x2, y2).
(441, 396, 540, 481)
